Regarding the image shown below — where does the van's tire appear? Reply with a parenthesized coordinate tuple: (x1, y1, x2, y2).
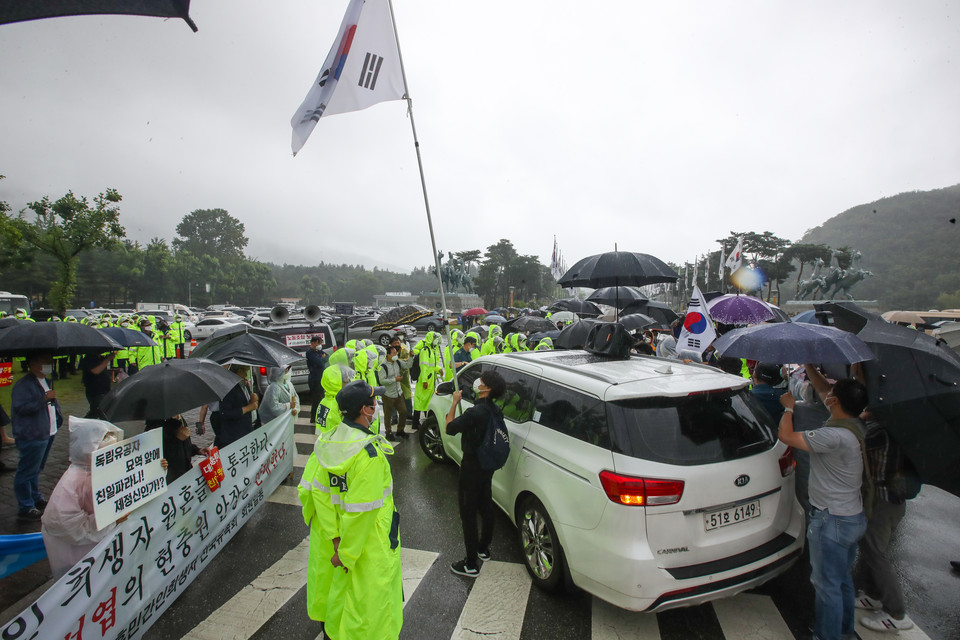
(517, 496, 566, 593)
(418, 415, 448, 463)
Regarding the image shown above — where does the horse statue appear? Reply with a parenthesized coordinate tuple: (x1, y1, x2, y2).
(827, 269, 874, 300)
(819, 252, 846, 300)
(797, 258, 826, 301)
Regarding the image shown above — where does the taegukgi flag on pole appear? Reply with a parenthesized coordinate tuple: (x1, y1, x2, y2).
(290, 0, 406, 155)
(724, 236, 744, 273)
(676, 285, 717, 357)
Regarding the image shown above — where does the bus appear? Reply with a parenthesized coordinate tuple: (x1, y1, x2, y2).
(0, 291, 30, 317)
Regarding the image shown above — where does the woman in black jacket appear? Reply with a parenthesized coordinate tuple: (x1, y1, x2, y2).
(145, 416, 209, 483)
(216, 365, 259, 449)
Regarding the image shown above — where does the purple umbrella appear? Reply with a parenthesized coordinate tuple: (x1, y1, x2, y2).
(707, 294, 775, 325)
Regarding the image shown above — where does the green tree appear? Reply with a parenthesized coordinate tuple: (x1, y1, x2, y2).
(172, 208, 248, 266)
(1, 188, 125, 314)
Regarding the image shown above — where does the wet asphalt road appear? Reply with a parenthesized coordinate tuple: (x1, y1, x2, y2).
(139, 404, 960, 640)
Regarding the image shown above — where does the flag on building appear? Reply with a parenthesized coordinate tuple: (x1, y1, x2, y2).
(676, 285, 717, 357)
(290, 0, 406, 155)
(724, 236, 744, 273)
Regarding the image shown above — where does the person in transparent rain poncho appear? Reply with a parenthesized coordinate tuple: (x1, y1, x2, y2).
(260, 365, 301, 425)
(41, 417, 167, 579)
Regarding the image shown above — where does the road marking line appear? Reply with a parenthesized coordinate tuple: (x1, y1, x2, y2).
(452, 561, 531, 640)
(267, 484, 301, 507)
(855, 610, 932, 640)
(295, 432, 317, 446)
(713, 593, 792, 640)
(184, 538, 309, 640)
(591, 597, 661, 639)
(401, 547, 439, 609)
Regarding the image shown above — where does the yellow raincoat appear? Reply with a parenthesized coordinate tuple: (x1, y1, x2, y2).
(413, 332, 440, 412)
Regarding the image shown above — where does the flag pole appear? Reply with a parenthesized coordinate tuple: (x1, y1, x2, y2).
(387, 0, 458, 392)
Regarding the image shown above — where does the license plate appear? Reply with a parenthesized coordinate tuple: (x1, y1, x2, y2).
(704, 501, 760, 531)
(292, 368, 308, 377)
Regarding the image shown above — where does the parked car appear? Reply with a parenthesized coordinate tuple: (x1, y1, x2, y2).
(344, 316, 418, 346)
(419, 350, 804, 612)
(409, 312, 447, 333)
(184, 317, 247, 341)
(267, 321, 338, 393)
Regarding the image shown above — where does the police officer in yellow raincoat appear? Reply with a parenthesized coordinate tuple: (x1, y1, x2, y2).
(411, 331, 440, 430)
(318, 381, 403, 640)
(479, 325, 503, 357)
(442, 329, 465, 382)
(316, 365, 351, 433)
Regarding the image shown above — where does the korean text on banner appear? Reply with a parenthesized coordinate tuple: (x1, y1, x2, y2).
(91, 429, 166, 530)
(0, 361, 12, 387)
(0, 413, 295, 640)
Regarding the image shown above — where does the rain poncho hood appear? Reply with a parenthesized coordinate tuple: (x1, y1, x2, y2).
(535, 336, 554, 351)
(316, 419, 394, 472)
(328, 347, 355, 369)
(657, 334, 679, 359)
(316, 364, 352, 432)
(487, 324, 503, 339)
(69, 417, 123, 467)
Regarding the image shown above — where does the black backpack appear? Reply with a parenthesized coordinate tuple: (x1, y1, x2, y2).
(476, 405, 511, 471)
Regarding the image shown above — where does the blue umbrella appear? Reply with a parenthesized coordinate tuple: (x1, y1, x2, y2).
(713, 322, 875, 364)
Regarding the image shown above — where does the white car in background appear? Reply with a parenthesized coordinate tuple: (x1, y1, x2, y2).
(184, 317, 247, 341)
(420, 350, 804, 612)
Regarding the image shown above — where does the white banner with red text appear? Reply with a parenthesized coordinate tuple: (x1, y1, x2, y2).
(0, 412, 294, 640)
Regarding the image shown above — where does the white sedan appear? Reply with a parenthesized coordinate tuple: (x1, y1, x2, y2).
(184, 317, 247, 341)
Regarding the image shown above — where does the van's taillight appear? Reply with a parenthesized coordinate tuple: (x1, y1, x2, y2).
(779, 446, 796, 477)
(599, 471, 684, 506)
(259, 366, 267, 376)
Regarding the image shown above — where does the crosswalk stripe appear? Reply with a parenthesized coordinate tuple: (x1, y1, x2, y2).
(855, 610, 932, 640)
(295, 432, 317, 445)
(184, 538, 310, 640)
(266, 484, 302, 507)
(451, 561, 531, 640)
(294, 452, 309, 468)
(712, 593, 793, 640)
(591, 597, 661, 640)
(401, 547, 440, 609)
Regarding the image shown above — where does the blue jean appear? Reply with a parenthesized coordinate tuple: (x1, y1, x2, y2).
(808, 507, 867, 640)
(14, 436, 55, 512)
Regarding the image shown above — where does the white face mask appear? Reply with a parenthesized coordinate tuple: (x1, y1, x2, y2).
(282, 371, 292, 384)
(40, 364, 53, 376)
(473, 378, 486, 394)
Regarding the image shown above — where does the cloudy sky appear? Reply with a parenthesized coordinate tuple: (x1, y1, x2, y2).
(1, 1, 958, 275)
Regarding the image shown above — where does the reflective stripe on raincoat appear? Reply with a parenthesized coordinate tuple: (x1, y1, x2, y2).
(318, 420, 402, 640)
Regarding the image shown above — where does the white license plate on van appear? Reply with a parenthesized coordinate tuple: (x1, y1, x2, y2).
(292, 368, 308, 377)
(704, 501, 760, 531)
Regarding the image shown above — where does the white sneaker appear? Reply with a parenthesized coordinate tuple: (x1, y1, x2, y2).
(855, 591, 883, 611)
(860, 611, 915, 633)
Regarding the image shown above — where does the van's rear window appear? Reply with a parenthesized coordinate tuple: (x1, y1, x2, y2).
(607, 390, 777, 465)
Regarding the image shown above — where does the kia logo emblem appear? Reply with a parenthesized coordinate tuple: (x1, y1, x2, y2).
(734, 474, 750, 487)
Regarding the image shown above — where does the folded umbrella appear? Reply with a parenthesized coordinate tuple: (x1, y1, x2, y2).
(0, 321, 122, 357)
(100, 358, 243, 421)
(712, 322, 875, 365)
(190, 332, 303, 369)
(706, 294, 775, 325)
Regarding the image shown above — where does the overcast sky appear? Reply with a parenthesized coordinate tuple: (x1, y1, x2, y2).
(1, 1, 958, 275)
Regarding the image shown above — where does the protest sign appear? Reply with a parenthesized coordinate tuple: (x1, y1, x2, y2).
(0, 362, 12, 387)
(91, 429, 166, 530)
(198, 447, 225, 492)
(0, 413, 295, 640)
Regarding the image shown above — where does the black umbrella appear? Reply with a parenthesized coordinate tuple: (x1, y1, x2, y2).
(100, 358, 242, 421)
(554, 319, 601, 350)
(0, 317, 31, 331)
(0, 1, 199, 32)
(618, 313, 660, 332)
(817, 302, 960, 498)
(191, 332, 303, 369)
(548, 298, 602, 317)
(0, 321, 122, 357)
(98, 326, 157, 348)
(619, 300, 680, 327)
(585, 286, 649, 308)
(502, 316, 558, 335)
(188, 324, 282, 360)
(557, 251, 679, 288)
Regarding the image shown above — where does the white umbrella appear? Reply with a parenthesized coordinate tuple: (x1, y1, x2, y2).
(552, 311, 580, 323)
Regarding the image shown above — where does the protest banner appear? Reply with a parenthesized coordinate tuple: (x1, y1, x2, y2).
(91, 429, 166, 530)
(0, 413, 295, 640)
(0, 362, 12, 387)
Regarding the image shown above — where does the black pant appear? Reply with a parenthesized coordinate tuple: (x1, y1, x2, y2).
(458, 459, 495, 568)
(85, 393, 107, 419)
(309, 379, 323, 423)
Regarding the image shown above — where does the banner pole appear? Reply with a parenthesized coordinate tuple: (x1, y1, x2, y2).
(387, 0, 458, 393)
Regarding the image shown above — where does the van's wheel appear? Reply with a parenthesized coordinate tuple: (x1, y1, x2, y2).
(418, 415, 448, 463)
(518, 496, 566, 592)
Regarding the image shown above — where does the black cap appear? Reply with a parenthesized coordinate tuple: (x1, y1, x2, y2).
(754, 362, 782, 385)
(336, 380, 385, 414)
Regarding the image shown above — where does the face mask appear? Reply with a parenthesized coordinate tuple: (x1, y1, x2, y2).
(282, 371, 292, 384)
(40, 364, 53, 376)
(473, 378, 486, 394)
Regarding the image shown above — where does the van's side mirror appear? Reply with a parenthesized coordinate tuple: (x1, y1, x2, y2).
(436, 381, 454, 395)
